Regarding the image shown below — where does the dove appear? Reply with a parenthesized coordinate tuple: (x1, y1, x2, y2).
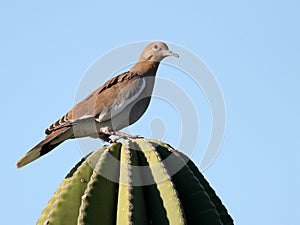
(17, 41, 179, 168)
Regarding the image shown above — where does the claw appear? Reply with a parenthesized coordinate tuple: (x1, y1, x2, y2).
(100, 128, 142, 142)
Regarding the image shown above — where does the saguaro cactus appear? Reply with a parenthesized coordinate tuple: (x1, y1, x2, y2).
(37, 139, 233, 225)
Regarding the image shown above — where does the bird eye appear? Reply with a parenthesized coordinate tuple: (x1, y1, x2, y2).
(152, 45, 161, 51)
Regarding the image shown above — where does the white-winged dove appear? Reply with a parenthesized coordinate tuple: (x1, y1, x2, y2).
(17, 41, 179, 168)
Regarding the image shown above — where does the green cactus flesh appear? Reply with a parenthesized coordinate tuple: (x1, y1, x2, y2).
(37, 139, 233, 225)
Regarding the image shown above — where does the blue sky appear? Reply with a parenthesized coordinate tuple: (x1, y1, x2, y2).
(1, 1, 300, 224)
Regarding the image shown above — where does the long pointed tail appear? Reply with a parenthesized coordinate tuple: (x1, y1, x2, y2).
(17, 127, 73, 168)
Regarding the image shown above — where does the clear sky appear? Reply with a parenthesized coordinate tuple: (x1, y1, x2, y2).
(1, 1, 300, 224)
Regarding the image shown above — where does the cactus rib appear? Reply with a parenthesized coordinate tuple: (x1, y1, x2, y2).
(78, 143, 121, 225)
(135, 138, 186, 225)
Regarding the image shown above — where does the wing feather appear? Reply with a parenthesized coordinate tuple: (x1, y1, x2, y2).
(45, 71, 142, 134)
(97, 77, 146, 122)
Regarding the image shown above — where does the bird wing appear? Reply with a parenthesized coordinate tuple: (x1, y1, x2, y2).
(46, 71, 145, 134)
(96, 75, 146, 122)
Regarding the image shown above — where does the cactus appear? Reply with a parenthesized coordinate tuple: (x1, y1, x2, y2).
(37, 139, 233, 225)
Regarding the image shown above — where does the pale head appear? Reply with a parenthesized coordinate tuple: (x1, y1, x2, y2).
(138, 41, 179, 62)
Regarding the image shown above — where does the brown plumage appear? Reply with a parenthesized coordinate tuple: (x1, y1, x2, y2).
(17, 41, 179, 168)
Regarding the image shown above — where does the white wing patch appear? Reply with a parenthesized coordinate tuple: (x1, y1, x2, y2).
(96, 78, 146, 123)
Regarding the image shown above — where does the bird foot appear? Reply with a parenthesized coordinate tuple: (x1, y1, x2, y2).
(109, 132, 142, 143)
(100, 128, 142, 143)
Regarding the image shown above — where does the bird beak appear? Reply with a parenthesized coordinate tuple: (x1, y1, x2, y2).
(163, 50, 180, 58)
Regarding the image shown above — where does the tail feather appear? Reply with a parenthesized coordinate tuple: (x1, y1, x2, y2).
(17, 127, 73, 168)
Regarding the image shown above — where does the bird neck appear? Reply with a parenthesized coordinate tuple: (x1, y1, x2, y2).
(129, 61, 160, 76)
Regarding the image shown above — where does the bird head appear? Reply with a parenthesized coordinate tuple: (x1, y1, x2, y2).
(138, 41, 179, 62)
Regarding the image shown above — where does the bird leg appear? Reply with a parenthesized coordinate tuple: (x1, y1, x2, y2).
(99, 127, 142, 143)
